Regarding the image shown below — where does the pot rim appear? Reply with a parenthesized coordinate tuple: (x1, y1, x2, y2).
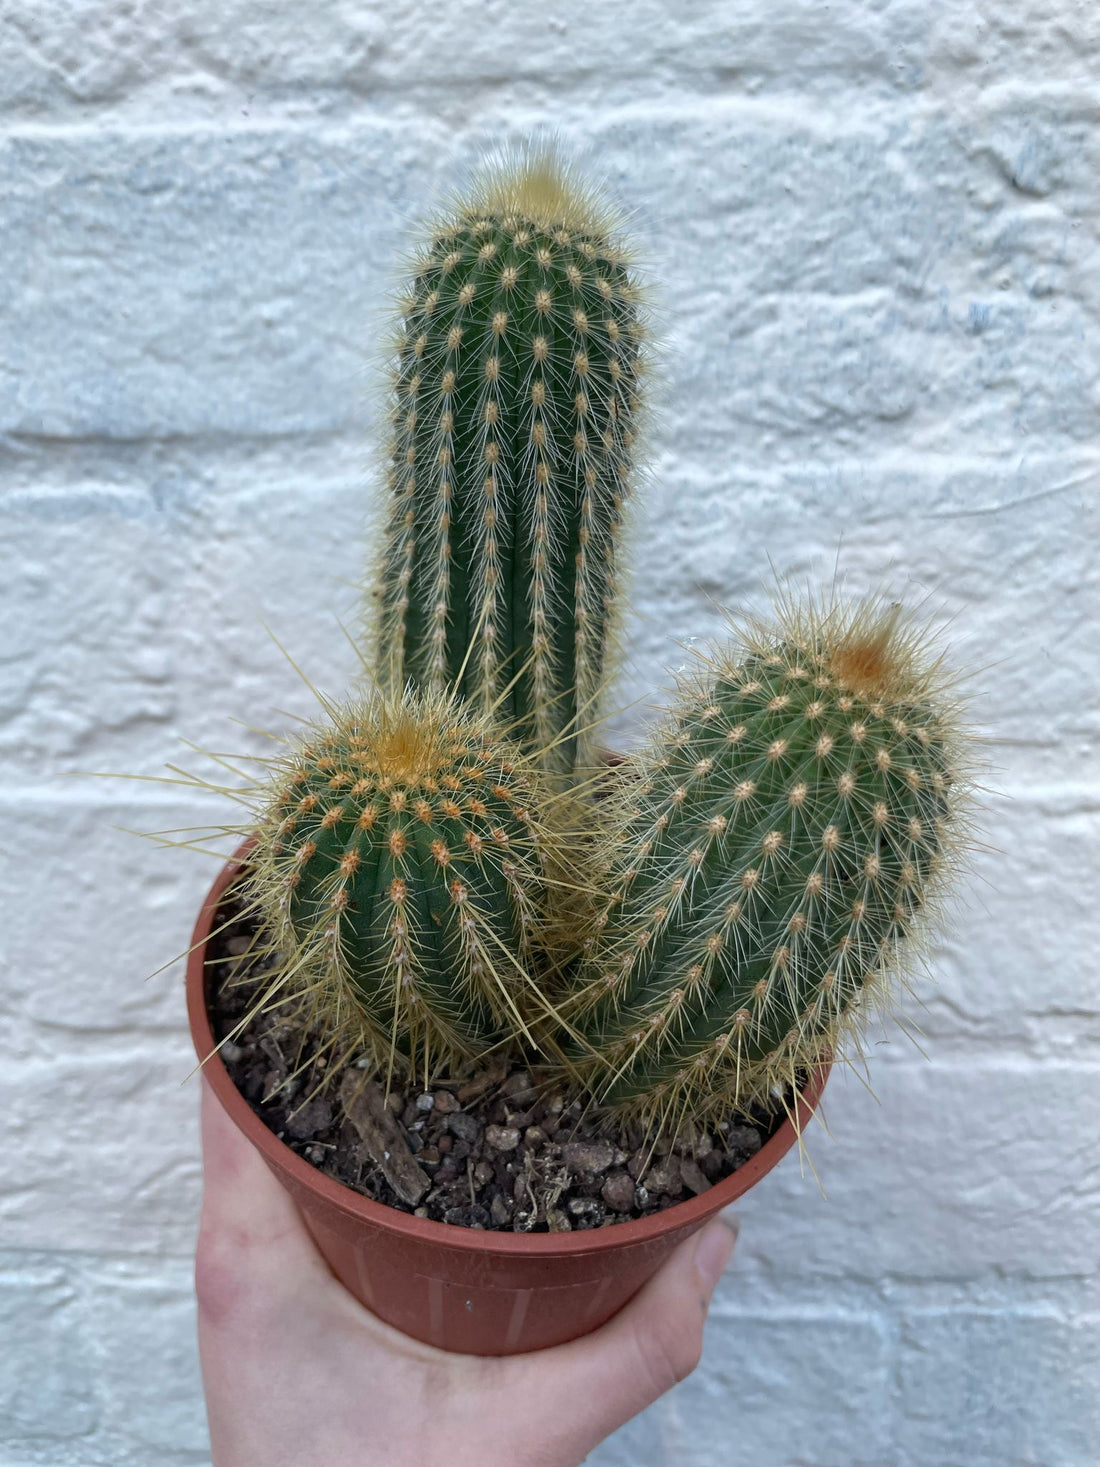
(187, 841, 830, 1259)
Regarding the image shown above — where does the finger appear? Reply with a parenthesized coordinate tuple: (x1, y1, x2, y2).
(197, 1077, 325, 1299)
(196, 1081, 352, 1464)
(509, 1216, 738, 1457)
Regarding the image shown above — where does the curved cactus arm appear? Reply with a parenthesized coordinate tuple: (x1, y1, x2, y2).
(564, 596, 974, 1129)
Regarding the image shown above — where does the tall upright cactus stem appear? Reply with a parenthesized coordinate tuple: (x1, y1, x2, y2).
(374, 149, 648, 777)
(565, 598, 970, 1128)
(241, 687, 558, 1083)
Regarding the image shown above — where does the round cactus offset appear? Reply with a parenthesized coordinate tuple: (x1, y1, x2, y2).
(243, 687, 556, 1082)
(373, 148, 648, 777)
(565, 598, 971, 1128)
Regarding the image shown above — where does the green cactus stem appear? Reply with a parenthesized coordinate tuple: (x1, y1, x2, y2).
(241, 686, 559, 1082)
(373, 148, 648, 777)
(563, 597, 971, 1129)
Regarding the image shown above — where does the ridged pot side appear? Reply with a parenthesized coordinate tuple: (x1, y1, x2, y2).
(186, 845, 830, 1356)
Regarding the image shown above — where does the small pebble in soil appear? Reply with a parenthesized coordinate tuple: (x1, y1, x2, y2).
(286, 1098, 333, 1141)
(727, 1125, 763, 1161)
(644, 1155, 682, 1197)
(567, 1197, 601, 1221)
(680, 1157, 711, 1195)
(562, 1140, 615, 1176)
(490, 1195, 512, 1227)
(447, 1113, 481, 1144)
(601, 1172, 636, 1213)
(444, 1204, 489, 1229)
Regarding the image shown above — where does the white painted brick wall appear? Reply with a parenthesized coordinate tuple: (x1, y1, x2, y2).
(1, 2, 1097, 1462)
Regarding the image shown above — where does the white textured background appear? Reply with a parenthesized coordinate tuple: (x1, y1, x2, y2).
(1, 3, 1098, 1464)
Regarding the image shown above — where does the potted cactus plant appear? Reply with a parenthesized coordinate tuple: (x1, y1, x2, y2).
(179, 149, 973, 1357)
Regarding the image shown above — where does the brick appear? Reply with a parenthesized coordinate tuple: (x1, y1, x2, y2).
(929, 7, 1100, 97)
(641, 109, 1096, 453)
(0, 464, 363, 783)
(0, 1434, 208, 1467)
(374, 4, 1100, 101)
(0, 126, 411, 439)
(617, 456, 1096, 788)
(0, 1, 928, 118)
(0, 1048, 201, 1257)
(897, 1307, 1100, 1465)
(0, 3, 178, 112)
(676, 1306, 890, 1467)
(0, 495, 187, 777)
(0, 795, 228, 1043)
(176, 468, 365, 743)
(254, 1, 929, 99)
(925, 791, 1100, 1048)
(0, 1265, 97, 1441)
(0, 1, 385, 114)
(595, 1305, 890, 1467)
(4, 105, 1097, 453)
(731, 1056, 1100, 1282)
(7, 3, 1098, 121)
(84, 1261, 207, 1454)
(668, 282, 1099, 454)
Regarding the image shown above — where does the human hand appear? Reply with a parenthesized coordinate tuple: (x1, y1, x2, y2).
(196, 1080, 737, 1467)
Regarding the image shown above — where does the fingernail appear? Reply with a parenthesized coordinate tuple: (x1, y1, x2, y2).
(694, 1216, 738, 1291)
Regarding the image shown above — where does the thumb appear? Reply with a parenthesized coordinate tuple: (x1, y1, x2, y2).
(195, 1077, 331, 1330)
(524, 1216, 738, 1457)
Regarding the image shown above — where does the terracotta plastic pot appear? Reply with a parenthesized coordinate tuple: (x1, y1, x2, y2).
(187, 844, 830, 1357)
